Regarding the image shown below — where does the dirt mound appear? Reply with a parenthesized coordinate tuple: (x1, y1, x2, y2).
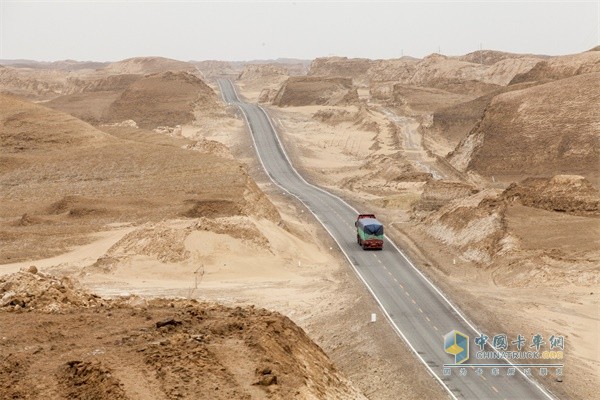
(414, 180, 479, 211)
(503, 175, 600, 216)
(272, 76, 358, 107)
(448, 72, 600, 182)
(183, 138, 233, 159)
(0, 93, 107, 153)
(423, 190, 508, 264)
(100, 56, 196, 75)
(0, 296, 365, 399)
(106, 71, 219, 128)
(312, 106, 380, 132)
(510, 51, 600, 84)
(0, 270, 105, 312)
(103, 221, 192, 264)
(60, 360, 128, 400)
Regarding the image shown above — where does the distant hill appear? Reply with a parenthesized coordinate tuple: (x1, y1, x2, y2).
(0, 59, 109, 70)
(100, 56, 197, 75)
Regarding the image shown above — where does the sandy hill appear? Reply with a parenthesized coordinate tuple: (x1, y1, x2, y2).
(366, 58, 418, 83)
(390, 83, 474, 114)
(0, 93, 106, 155)
(0, 272, 365, 399)
(408, 53, 538, 95)
(458, 50, 547, 65)
(100, 56, 197, 75)
(503, 175, 599, 216)
(308, 57, 419, 87)
(106, 71, 219, 128)
(0, 65, 87, 100)
(448, 72, 600, 183)
(272, 76, 358, 107)
(45, 74, 143, 124)
(240, 60, 308, 76)
(309, 54, 537, 94)
(308, 57, 372, 82)
(0, 94, 277, 263)
(238, 64, 288, 80)
(424, 81, 538, 151)
(510, 50, 600, 84)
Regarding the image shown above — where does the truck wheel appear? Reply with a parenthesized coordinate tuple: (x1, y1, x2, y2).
(357, 235, 361, 245)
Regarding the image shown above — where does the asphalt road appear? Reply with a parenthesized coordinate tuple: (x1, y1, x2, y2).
(218, 79, 555, 400)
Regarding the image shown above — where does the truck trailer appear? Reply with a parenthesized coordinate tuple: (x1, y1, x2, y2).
(355, 214, 384, 250)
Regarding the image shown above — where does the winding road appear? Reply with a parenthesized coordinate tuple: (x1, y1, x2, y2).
(218, 79, 555, 400)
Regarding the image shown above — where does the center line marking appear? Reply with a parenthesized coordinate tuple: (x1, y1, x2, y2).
(492, 386, 498, 393)
(433, 325, 439, 331)
(425, 316, 431, 322)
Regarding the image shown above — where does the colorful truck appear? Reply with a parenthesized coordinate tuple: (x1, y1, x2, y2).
(355, 214, 384, 250)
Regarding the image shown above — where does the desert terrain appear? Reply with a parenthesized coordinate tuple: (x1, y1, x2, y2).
(1, 56, 446, 399)
(1, 47, 598, 399)
(243, 48, 599, 400)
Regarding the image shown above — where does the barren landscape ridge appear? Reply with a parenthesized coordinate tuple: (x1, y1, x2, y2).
(1, 2, 599, 399)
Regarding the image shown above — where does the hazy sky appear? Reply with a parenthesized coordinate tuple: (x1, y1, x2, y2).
(1, 0, 598, 62)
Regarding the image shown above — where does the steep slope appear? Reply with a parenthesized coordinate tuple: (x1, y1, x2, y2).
(510, 50, 600, 84)
(458, 50, 546, 65)
(308, 57, 372, 83)
(448, 72, 600, 183)
(106, 71, 220, 128)
(0, 274, 365, 399)
(0, 93, 106, 154)
(45, 74, 142, 124)
(424, 81, 537, 151)
(272, 76, 358, 107)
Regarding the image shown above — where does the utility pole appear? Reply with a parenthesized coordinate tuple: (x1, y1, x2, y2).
(480, 43, 483, 64)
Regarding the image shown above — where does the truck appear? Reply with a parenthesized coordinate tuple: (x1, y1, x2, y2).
(355, 214, 384, 250)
